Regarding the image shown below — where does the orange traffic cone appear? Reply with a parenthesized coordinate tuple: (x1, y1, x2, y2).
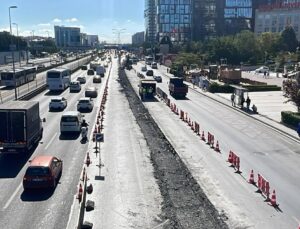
(188, 118, 191, 126)
(227, 151, 233, 163)
(191, 122, 194, 130)
(86, 152, 91, 166)
(270, 190, 277, 206)
(201, 131, 206, 141)
(176, 108, 179, 115)
(215, 141, 220, 152)
(248, 170, 255, 184)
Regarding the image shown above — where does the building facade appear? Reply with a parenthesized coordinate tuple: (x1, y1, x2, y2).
(132, 32, 145, 45)
(144, 0, 156, 44)
(87, 35, 99, 47)
(255, 2, 300, 40)
(54, 26, 81, 47)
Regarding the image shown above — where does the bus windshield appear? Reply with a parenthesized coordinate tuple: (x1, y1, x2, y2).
(47, 72, 61, 79)
(0, 72, 13, 80)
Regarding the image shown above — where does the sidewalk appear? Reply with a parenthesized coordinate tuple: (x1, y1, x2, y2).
(158, 64, 299, 141)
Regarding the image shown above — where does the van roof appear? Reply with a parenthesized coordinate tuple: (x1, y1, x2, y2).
(62, 111, 80, 116)
(30, 155, 54, 167)
(0, 100, 39, 110)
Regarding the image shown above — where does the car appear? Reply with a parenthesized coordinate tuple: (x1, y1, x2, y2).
(141, 66, 147, 72)
(49, 97, 67, 110)
(69, 81, 81, 92)
(85, 86, 98, 98)
(87, 69, 95, 75)
(81, 65, 88, 70)
(104, 62, 108, 68)
(255, 66, 269, 74)
(154, 75, 162, 83)
(146, 70, 154, 76)
(37, 64, 46, 70)
(151, 62, 158, 69)
(77, 97, 94, 111)
(93, 75, 102, 83)
(76, 76, 86, 84)
(23, 155, 63, 190)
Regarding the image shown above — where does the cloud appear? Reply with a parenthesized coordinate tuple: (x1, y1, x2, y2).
(52, 18, 62, 23)
(0, 27, 10, 32)
(65, 18, 78, 23)
(37, 23, 51, 27)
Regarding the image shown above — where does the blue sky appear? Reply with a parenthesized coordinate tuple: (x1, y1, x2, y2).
(0, 0, 145, 43)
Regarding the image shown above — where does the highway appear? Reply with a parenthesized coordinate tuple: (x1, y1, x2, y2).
(127, 61, 300, 228)
(0, 59, 107, 229)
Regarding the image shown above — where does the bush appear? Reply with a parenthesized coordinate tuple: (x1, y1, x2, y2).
(208, 82, 234, 93)
(243, 85, 281, 92)
(281, 111, 300, 127)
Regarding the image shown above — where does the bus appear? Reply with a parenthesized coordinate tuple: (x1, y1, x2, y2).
(46, 68, 71, 91)
(145, 56, 154, 65)
(0, 67, 37, 87)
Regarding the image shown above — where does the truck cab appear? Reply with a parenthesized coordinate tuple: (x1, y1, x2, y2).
(138, 79, 156, 100)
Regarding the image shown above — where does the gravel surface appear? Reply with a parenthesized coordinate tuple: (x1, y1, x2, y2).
(118, 68, 228, 229)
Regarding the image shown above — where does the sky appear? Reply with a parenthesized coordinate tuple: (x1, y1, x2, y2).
(0, 0, 145, 43)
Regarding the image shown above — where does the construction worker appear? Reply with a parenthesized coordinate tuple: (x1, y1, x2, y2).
(241, 96, 245, 109)
(246, 96, 251, 110)
(148, 87, 153, 97)
(142, 87, 147, 100)
(231, 93, 235, 106)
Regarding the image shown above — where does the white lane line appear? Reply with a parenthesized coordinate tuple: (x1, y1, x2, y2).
(3, 182, 22, 210)
(45, 132, 57, 150)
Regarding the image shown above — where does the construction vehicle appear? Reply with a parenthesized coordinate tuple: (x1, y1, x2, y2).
(0, 101, 44, 153)
(139, 79, 156, 100)
(218, 65, 241, 84)
(169, 76, 188, 98)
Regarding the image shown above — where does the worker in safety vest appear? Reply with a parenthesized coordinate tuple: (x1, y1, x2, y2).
(142, 87, 147, 100)
(148, 87, 153, 96)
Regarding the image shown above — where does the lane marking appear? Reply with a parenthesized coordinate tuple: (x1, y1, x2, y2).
(152, 219, 169, 229)
(3, 182, 22, 210)
(45, 132, 57, 150)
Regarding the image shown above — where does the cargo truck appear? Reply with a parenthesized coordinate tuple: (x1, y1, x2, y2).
(139, 79, 156, 100)
(0, 101, 44, 153)
(169, 76, 188, 98)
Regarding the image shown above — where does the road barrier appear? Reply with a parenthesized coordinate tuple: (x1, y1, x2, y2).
(194, 122, 200, 135)
(227, 151, 240, 173)
(257, 173, 271, 200)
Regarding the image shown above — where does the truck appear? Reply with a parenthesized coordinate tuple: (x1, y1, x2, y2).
(169, 76, 188, 98)
(218, 65, 241, 84)
(0, 101, 44, 153)
(96, 65, 106, 77)
(139, 79, 156, 100)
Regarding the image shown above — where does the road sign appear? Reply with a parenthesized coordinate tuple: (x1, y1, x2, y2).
(95, 133, 104, 142)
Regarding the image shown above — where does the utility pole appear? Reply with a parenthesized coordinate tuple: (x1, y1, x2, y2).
(112, 28, 126, 48)
(13, 23, 21, 67)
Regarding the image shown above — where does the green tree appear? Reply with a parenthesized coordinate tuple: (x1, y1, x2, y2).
(0, 31, 27, 51)
(283, 77, 300, 111)
(280, 26, 299, 52)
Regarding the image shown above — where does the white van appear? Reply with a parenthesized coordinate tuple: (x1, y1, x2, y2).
(60, 111, 83, 133)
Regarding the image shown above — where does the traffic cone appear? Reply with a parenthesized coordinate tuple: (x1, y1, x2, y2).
(201, 131, 206, 141)
(248, 170, 255, 184)
(215, 141, 220, 152)
(77, 184, 83, 202)
(270, 190, 277, 206)
(191, 122, 194, 130)
(188, 118, 191, 126)
(176, 108, 179, 115)
(86, 153, 91, 166)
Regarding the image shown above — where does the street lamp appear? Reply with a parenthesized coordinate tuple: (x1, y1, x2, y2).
(12, 23, 21, 67)
(9, 5, 18, 100)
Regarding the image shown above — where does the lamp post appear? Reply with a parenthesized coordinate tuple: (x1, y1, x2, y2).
(9, 5, 18, 100)
(12, 23, 21, 67)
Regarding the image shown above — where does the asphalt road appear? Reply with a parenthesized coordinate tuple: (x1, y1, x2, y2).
(0, 61, 108, 229)
(129, 62, 300, 228)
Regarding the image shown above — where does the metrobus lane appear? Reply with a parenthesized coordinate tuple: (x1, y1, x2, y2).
(0, 67, 107, 229)
(125, 68, 300, 229)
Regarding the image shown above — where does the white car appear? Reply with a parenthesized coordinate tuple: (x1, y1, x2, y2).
(77, 97, 94, 111)
(255, 66, 269, 74)
(49, 97, 67, 110)
(70, 81, 81, 92)
(76, 76, 86, 84)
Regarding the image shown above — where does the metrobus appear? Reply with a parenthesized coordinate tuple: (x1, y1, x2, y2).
(0, 67, 37, 87)
(46, 68, 71, 91)
(145, 56, 154, 65)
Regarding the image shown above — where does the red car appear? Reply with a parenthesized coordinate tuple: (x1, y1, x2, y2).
(23, 155, 63, 190)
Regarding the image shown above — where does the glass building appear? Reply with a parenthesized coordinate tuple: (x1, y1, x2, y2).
(156, 0, 192, 43)
(144, 0, 157, 44)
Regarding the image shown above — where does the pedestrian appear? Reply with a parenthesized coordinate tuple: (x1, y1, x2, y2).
(231, 93, 235, 106)
(241, 96, 245, 109)
(263, 71, 266, 78)
(297, 122, 300, 137)
(267, 71, 270, 77)
(246, 96, 251, 110)
(167, 68, 169, 73)
(252, 104, 257, 113)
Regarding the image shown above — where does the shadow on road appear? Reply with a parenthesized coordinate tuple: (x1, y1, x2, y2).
(20, 189, 54, 202)
(0, 144, 38, 178)
(59, 133, 80, 140)
(44, 90, 64, 96)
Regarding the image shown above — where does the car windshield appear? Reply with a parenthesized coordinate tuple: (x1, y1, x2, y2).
(51, 99, 62, 103)
(26, 167, 50, 176)
(79, 100, 89, 103)
(61, 116, 78, 122)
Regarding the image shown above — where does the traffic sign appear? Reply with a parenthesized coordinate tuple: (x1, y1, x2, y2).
(95, 133, 104, 142)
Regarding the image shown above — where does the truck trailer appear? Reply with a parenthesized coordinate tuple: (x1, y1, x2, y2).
(0, 101, 44, 153)
(169, 77, 188, 98)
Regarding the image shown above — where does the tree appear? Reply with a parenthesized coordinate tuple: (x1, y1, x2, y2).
(280, 26, 298, 52)
(0, 31, 27, 51)
(283, 77, 300, 111)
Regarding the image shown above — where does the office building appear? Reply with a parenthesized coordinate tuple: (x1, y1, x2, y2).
(54, 26, 81, 47)
(255, 2, 300, 40)
(144, 0, 156, 43)
(87, 35, 99, 47)
(132, 32, 145, 45)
